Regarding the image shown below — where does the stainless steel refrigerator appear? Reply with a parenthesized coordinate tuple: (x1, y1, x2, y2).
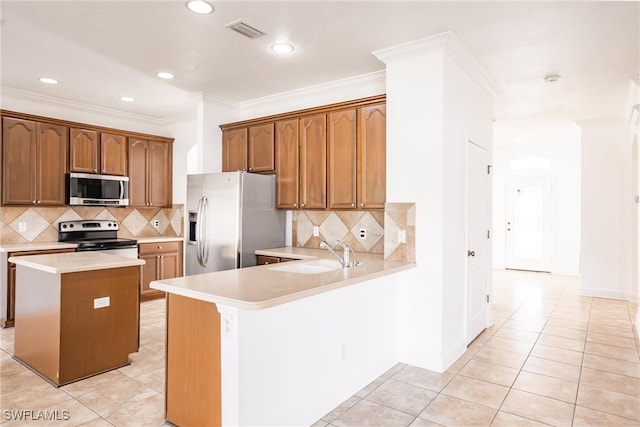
(185, 171, 286, 276)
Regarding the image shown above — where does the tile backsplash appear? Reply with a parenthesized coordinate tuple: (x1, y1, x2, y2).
(0, 205, 184, 244)
(292, 204, 416, 263)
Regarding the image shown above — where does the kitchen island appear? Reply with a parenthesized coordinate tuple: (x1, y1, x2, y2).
(9, 252, 145, 386)
(151, 247, 415, 426)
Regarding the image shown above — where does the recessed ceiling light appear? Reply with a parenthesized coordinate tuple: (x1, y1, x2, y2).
(156, 72, 175, 79)
(39, 77, 58, 85)
(271, 43, 294, 53)
(119, 96, 135, 102)
(186, 0, 213, 14)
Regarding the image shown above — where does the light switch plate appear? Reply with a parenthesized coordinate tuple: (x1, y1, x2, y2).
(18, 222, 27, 232)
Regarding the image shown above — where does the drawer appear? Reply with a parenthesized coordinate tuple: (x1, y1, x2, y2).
(138, 241, 181, 255)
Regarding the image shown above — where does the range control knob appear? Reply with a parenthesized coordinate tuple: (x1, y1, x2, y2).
(62, 224, 67, 229)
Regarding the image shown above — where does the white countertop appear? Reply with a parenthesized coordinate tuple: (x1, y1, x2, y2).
(151, 247, 415, 310)
(0, 242, 78, 253)
(9, 252, 145, 274)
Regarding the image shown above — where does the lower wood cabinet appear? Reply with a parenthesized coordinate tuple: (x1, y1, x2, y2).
(256, 255, 297, 265)
(2, 248, 76, 328)
(138, 241, 183, 301)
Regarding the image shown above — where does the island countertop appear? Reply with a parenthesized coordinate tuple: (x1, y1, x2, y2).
(9, 251, 145, 274)
(151, 247, 415, 310)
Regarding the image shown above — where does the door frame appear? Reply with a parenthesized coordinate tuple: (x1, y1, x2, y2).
(465, 137, 492, 344)
(505, 176, 553, 272)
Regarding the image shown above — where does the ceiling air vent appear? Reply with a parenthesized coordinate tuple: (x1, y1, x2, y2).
(225, 20, 266, 39)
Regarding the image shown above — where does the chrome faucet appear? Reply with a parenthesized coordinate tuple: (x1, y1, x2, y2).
(320, 240, 359, 268)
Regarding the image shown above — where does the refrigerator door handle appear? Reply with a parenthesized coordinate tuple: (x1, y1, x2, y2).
(195, 196, 204, 267)
(200, 196, 209, 268)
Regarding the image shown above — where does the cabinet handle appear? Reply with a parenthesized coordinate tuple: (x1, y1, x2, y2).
(293, 203, 297, 207)
(301, 203, 305, 208)
(265, 261, 270, 265)
(360, 203, 365, 207)
(32, 200, 37, 204)
(351, 203, 355, 207)
(158, 246, 162, 249)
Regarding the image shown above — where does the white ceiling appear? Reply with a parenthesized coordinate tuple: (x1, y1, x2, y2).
(1, 1, 638, 121)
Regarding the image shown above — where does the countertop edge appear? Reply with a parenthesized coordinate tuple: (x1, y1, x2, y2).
(0, 242, 78, 253)
(9, 253, 145, 274)
(151, 261, 416, 310)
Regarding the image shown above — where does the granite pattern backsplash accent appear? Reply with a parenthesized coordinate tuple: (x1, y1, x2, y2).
(0, 205, 184, 244)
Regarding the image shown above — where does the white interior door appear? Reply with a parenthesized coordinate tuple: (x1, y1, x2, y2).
(466, 141, 490, 344)
(505, 178, 552, 272)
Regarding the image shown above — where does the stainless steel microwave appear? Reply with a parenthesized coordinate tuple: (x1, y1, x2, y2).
(67, 172, 129, 206)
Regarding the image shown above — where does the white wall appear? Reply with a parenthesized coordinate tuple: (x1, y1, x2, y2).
(375, 33, 495, 372)
(579, 118, 633, 300)
(492, 118, 581, 275)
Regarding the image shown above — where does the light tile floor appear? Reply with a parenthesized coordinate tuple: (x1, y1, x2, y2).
(1, 270, 638, 426)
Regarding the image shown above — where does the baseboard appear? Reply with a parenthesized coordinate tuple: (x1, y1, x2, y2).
(579, 287, 631, 301)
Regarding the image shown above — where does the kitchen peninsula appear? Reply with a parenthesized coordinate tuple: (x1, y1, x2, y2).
(151, 248, 414, 426)
(9, 252, 144, 386)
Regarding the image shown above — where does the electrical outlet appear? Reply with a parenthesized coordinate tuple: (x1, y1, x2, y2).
(153, 220, 160, 228)
(359, 228, 366, 239)
(93, 296, 110, 309)
(18, 222, 27, 232)
(313, 226, 319, 237)
(398, 229, 407, 243)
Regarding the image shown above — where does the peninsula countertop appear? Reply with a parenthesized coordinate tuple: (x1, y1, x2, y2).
(9, 251, 145, 274)
(151, 247, 415, 310)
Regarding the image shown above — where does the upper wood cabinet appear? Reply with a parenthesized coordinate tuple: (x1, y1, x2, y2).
(2, 117, 67, 206)
(100, 133, 127, 176)
(275, 119, 299, 209)
(222, 124, 275, 173)
(222, 128, 247, 172)
(357, 104, 386, 209)
(327, 109, 357, 209)
(69, 128, 99, 174)
(248, 123, 275, 172)
(220, 95, 386, 210)
(70, 129, 127, 176)
(128, 138, 172, 207)
(299, 113, 327, 210)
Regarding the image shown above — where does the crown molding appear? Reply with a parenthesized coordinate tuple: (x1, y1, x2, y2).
(373, 31, 500, 97)
(236, 70, 386, 117)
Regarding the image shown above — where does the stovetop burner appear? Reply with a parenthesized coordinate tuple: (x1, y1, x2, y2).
(58, 220, 137, 250)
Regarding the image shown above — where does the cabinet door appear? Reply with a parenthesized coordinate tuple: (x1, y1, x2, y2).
(2, 117, 36, 205)
(101, 133, 127, 176)
(160, 252, 180, 280)
(299, 114, 327, 209)
(148, 140, 171, 207)
(222, 128, 247, 172)
(275, 119, 299, 209)
(69, 128, 99, 173)
(128, 138, 149, 207)
(36, 123, 68, 205)
(328, 109, 357, 209)
(139, 253, 159, 297)
(248, 123, 275, 172)
(357, 104, 386, 209)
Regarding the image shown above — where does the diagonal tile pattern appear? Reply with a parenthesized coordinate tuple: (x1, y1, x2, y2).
(1, 270, 638, 426)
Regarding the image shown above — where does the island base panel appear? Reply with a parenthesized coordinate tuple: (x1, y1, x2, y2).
(166, 293, 221, 427)
(14, 266, 139, 386)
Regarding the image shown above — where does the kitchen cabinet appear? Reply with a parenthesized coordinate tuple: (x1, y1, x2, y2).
(128, 138, 173, 207)
(222, 128, 248, 172)
(2, 247, 76, 328)
(222, 125, 275, 173)
(138, 241, 183, 301)
(100, 133, 127, 176)
(255, 255, 297, 265)
(70, 129, 127, 176)
(299, 113, 327, 209)
(69, 128, 99, 173)
(327, 109, 357, 209)
(2, 117, 68, 206)
(357, 103, 386, 209)
(275, 118, 299, 209)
